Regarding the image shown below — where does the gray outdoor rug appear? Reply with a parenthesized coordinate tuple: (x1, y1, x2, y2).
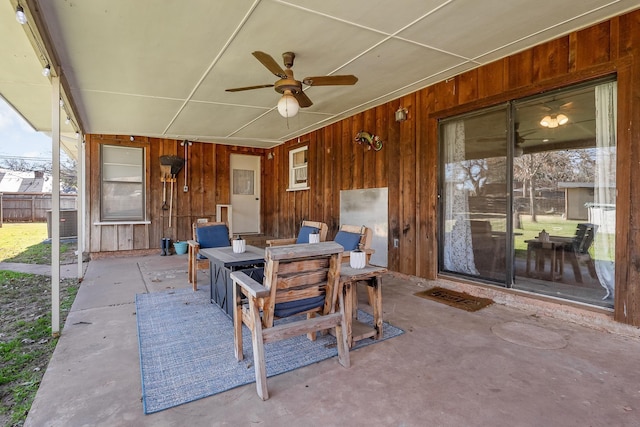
(135, 288, 404, 414)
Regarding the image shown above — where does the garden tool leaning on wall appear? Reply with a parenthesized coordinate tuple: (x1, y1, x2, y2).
(159, 155, 185, 254)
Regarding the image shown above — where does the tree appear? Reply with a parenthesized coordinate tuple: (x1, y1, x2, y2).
(458, 159, 488, 195)
(514, 153, 549, 222)
(0, 157, 37, 172)
(513, 148, 597, 222)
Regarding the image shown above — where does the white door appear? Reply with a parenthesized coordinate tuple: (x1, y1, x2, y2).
(230, 154, 261, 234)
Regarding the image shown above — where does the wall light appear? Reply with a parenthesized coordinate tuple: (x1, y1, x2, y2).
(65, 116, 70, 125)
(395, 107, 408, 122)
(277, 90, 299, 118)
(16, 5, 27, 24)
(130, 135, 134, 141)
(42, 64, 51, 77)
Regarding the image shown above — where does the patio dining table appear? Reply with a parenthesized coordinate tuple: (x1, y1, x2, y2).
(525, 236, 573, 281)
(202, 243, 387, 348)
(199, 245, 265, 319)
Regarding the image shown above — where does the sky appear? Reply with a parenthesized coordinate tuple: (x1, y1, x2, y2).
(0, 96, 58, 164)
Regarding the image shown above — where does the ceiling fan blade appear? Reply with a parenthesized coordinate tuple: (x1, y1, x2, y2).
(293, 91, 313, 108)
(302, 75, 358, 86)
(252, 51, 287, 79)
(225, 84, 274, 92)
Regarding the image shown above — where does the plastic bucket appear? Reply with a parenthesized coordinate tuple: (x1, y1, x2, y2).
(173, 241, 188, 255)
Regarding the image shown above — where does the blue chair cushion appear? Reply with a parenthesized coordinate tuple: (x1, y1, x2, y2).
(241, 267, 324, 318)
(334, 230, 361, 251)
(274, 295, 326, 318)
(196, 224, 230, 249)
(296, 225, 320, 244)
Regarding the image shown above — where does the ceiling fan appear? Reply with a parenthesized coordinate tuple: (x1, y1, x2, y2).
(474, 124, 547, 156)
(225, 51, 358, 118)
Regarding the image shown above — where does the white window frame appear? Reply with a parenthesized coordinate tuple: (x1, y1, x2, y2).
(288, 145, 309, 191)
(100, 144, 145, 221)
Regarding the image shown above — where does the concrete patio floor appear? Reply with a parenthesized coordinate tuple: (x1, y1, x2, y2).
(24, 253, 640, 426)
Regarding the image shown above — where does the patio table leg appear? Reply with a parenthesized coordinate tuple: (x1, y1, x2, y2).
(366, 276, 383, 339)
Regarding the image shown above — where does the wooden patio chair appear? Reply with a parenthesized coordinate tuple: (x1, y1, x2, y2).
(230, 241, 350, 400)
(558, 223, 599, 283)
(266, 219, 328, 246)
(187, 220, 231, 290)
(334, 224, 375, 265)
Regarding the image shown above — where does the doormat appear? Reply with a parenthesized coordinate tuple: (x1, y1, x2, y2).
(414, 287, 493, 312)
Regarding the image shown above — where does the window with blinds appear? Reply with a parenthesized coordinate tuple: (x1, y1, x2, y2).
(288, 145, 309, 190)
(100, 144, 145, 221)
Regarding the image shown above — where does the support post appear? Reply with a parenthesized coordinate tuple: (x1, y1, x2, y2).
(51, 76, 61, 337)
(76, 132, 84, 278)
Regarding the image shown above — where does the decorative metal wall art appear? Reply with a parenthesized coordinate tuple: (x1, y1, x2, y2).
(355, 130, 383, 151)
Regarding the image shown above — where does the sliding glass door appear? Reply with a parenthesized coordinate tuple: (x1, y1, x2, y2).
(439, 80, 616, 309)
(440, 107, 508, 283)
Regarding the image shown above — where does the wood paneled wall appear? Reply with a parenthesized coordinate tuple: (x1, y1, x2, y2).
(85, 134, 265, 254)
(261, 11, 640, 325)
(85, 11, 640, 325)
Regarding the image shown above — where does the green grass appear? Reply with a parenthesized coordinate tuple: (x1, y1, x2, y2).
(0, 223, 72, 264)
(0, 223, 48, 262)
(0, 231, 80, 426)
(483, 214, 614, 261)
(513, 215, 583, 251)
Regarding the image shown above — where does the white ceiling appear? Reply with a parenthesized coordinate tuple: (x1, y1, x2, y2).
(2, 0, 639, 158)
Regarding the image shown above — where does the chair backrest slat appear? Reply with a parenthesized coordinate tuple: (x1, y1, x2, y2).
(277, 258, 330, 274)
(572, 223, 598, 254)
(277, 269, 331, 289)
(261, 242, 344, 327)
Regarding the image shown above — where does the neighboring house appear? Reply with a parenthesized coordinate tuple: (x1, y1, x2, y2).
(0, 169, 52, 193)
(0, 169, 77, 223)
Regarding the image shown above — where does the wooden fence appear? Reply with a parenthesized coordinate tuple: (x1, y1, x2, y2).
(0, 192, 77, 223)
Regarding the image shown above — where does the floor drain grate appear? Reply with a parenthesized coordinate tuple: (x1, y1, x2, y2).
(414, 287, 493, 312)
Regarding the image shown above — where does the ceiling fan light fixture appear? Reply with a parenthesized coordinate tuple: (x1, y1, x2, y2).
(16, 5, 27, 24)
(277, 90, 299, 118)
(557, 113, 569, 125)
(540, 113, 569, 128)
